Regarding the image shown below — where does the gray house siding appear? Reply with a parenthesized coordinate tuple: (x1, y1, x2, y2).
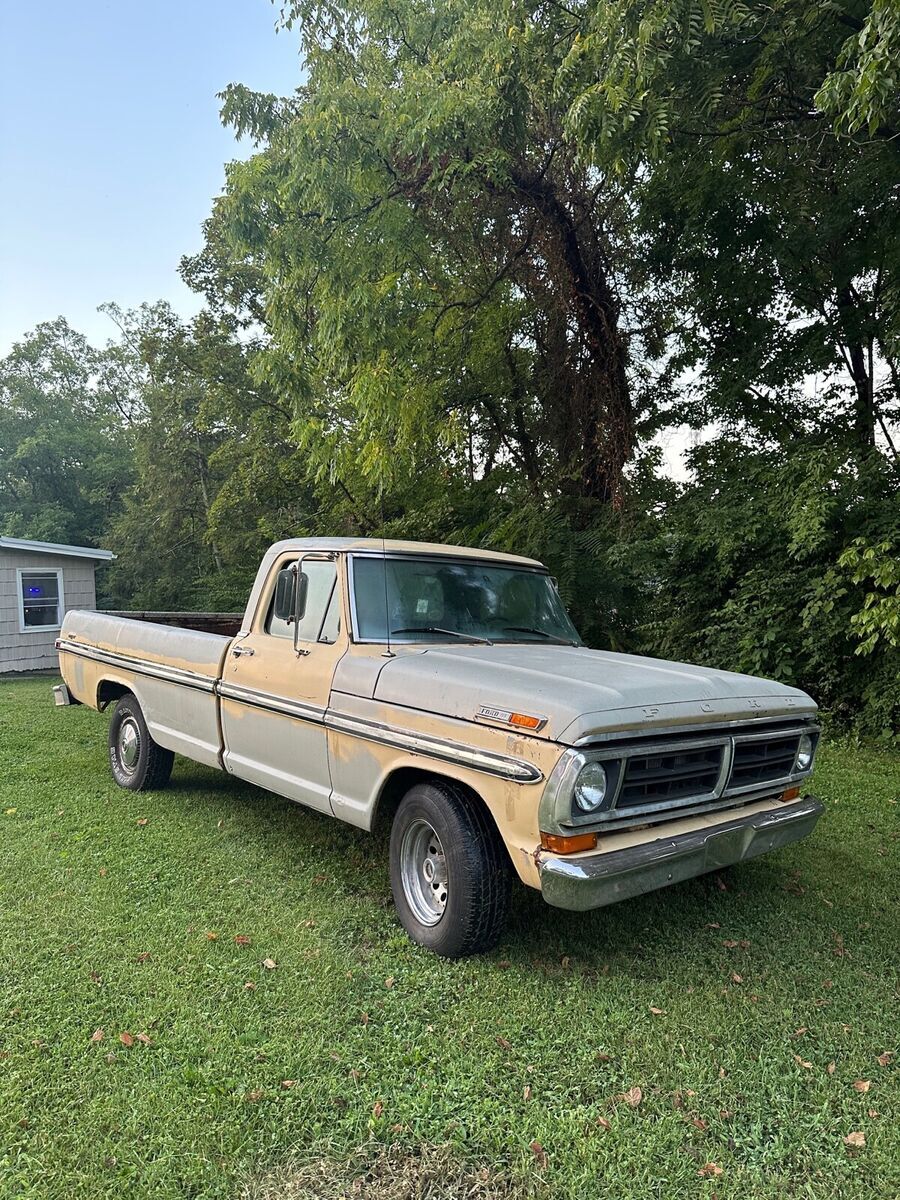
(0, 550, 98, 673)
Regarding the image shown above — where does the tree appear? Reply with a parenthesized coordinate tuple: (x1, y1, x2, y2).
(206, 0, 677, 510)
(557, 0, 900, 454)
(0, 318, 133, 558)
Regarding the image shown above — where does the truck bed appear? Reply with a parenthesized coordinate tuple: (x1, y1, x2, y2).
(57, 609, 234, 769)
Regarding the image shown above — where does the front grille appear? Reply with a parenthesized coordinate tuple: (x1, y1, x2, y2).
(618, 745, 724, 809)
(729, 735, 800, 790)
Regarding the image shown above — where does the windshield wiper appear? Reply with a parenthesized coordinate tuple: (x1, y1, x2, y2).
(390, 626, 493, 645)
(503, 625, 578, 646)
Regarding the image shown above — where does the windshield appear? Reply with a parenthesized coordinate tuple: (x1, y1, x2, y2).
(351, 555, 582, 645)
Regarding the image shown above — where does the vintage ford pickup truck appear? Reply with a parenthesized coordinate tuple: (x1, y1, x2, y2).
(55, 538, 822, 957)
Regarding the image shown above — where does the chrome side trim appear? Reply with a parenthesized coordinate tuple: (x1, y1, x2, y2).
(325, 712, 543, 783)
(58, 637, 542, 785)
(218, 682, 326, 726)
(56, 639, 217, 693)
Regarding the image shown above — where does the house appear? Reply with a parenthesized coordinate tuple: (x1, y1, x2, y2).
(0, 537, 115, 674)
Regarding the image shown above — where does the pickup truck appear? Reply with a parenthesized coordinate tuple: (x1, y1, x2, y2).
(55, 537, 823, 957)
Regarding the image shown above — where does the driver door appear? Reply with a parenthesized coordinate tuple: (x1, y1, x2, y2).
(219, 554, 345, 813)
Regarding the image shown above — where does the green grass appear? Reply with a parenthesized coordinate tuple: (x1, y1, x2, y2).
(0, 677, 897, 1199)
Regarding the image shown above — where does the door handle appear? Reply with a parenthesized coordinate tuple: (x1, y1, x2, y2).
(231, 646, 255, 657)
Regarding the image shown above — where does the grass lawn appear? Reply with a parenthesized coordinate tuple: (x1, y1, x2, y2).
(0, 676, 897, 1199)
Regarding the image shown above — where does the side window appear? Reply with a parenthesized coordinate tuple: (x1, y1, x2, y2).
(266, 560, 340, 643)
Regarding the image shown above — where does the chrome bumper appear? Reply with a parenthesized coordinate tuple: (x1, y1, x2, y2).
(539, 796, 824, 912)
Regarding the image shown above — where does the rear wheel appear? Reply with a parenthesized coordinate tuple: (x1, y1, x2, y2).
(389, 779, 511, 958)
(108, 694, 174, 791)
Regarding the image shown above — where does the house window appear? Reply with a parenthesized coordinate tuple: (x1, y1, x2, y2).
(18, 569, 64, 631)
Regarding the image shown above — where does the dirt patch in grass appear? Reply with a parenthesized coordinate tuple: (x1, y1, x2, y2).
(241, 1142, 525, 1200)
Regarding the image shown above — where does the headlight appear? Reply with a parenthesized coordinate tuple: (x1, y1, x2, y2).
(795, 733, 814, 773)
(574, 761, 609, 812)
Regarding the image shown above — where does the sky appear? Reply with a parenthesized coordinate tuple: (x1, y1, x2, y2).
(0, 0, 302, 354)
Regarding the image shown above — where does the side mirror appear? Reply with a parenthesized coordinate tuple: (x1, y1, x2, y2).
(273, 567, 295, 623)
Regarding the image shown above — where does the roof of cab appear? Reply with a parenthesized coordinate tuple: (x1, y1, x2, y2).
(267, 537, 545, 568)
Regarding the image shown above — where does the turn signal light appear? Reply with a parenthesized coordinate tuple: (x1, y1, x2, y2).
(540, 831, 598, 854)
(782, 786, 801, 801)
(509, 712, 543, 730)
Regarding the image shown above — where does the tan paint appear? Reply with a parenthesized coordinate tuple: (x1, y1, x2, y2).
(57, 537, 819, 896)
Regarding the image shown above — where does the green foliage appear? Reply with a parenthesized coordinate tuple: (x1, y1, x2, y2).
(0, 319, 133, 575)
(839, 537, 900, 654)
(644, 442, 900, 740)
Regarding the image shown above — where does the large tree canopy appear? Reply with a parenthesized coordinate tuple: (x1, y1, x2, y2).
(205, 0, 680, 509)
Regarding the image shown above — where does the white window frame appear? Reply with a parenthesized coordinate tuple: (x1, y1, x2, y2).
(16, 567, 65, 634)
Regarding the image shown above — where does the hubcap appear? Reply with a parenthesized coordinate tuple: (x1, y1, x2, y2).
(118, 718, 140, 772)
(400, 819, 448, 927)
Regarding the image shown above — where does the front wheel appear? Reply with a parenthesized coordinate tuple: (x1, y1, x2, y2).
(389, 779, 511, 958)
(108, 694, 174, 791)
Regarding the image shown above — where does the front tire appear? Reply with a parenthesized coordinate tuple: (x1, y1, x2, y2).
(389, 779, 511, 958)
(108, 694, 174, 791)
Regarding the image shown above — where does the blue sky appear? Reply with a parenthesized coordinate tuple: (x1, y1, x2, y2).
(0, 0, 301, 353)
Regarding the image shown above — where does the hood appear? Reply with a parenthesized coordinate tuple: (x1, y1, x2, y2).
(364, 643, 816, 744)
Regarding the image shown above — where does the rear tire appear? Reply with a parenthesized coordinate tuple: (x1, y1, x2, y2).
(389, 779, 511, 958)
(108, 694, 174, 792)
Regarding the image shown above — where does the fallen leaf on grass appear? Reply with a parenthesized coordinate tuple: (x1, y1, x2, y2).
(281, 1080, 296, 1089)
(523, 1085, 532, 1101)
(619, 1087, 642, 1108)
(496, 1036, 512, 1051)
(234, 935, 251, 947)
(372, 1100, 384, 1118)
(698, 1163, 723, 1177)
(245, 1089, 264, 1103)
(89, 971, 102, 984)
(596, 1116, 611, 1131)
(649, 1006, 666, 1016)
(135, 1032, 152, 1045)
(704, 922, 721, 929)
(843, 1131, 865, 1148)
(135, 952, 151, 963)
(360, 1012, 369, 1025)
(119, 1032, 134, 1048)
(384, 976, 395, 989)
(90, 1029, 104, 1043)
(853, 1080, 871, 1093)
(262, 958, 277, 970)
(876, 1051, 893, 1067)
(793, 1027, 808, 1037)
(690, 1117, 708, 1132)
(4, 809, 17, 816)
(868, 1108, 880, 1118)
(205, 931, 218, 941)
(136, 818, 148, 827)
(243, 982, 256, 991)
(529, 1140, 547, 1169)
(730, 973, 743, 984)
(827, 1062, 836, 1075)
(98, 868, 107, 877)
(794, 1055, 813, 1070)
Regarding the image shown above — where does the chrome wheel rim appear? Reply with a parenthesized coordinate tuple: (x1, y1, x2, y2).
(400, 819, 448, 927)
(117, 717, 140, 773)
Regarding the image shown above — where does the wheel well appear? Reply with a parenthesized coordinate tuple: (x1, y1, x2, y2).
(371, 767, 502, 846)
(97, 680, 131, 711)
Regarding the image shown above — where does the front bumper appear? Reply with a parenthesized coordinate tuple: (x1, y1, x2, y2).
(539, 796, 824, 912)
